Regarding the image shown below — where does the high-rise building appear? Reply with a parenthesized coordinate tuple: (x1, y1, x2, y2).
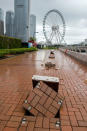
(14, 0, 30, 42)
(0, 8, 4, 35)
(6, 11, 14, 37)
(30, 14, 36, 38)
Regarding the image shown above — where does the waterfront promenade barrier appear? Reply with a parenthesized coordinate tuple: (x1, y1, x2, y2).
(60, 48, 87, 65)
(62, 46, 87, 53)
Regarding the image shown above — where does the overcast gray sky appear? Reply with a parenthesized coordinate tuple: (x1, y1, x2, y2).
(0, 0, 87, 44)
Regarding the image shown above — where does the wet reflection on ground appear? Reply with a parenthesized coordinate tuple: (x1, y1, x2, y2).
(56, 51, 87, 83)
(0, 50, 87, 90)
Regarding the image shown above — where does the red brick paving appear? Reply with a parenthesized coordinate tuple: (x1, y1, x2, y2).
(19, 116, 60, 131)
(0, 50, 87, 130)
(3, 116, 61, 131)
(23, 82, 63, 118)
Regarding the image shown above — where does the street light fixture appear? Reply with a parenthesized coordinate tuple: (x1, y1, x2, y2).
(33, 32, 39, 38)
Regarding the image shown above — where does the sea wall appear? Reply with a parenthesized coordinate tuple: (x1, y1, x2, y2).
(60, 48, 87, 65)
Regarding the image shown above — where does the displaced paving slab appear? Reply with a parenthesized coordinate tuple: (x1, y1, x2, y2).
(32, 75, 59, 92)
(23, 82, 64, 118)
(49, 54, 55, 58)
(49, 51, 55, 58)
(1, 50, 87, 130)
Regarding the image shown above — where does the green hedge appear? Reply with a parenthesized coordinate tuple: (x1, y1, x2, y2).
(43, 47, 58, 49)
(0, 47, 37, 58)
(0, 51, 7, 57)
(0, 35, 22, 49)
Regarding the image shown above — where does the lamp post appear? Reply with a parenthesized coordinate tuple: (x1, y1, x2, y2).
(33, 32, 39, 38)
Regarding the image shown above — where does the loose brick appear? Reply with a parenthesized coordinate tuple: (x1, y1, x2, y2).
(60, 115, 69, 120)
(7, 105, 17, 116)
(35, 116, 43, 128)
(39, 94, 48, 105)
(78, 121, 87, 127)
(68, 112, 74, 116)
(30, 108, 38, 116)
(61, 120, 70, 126)
(27, 122, 35, 131)
(50, 118, 59, 123)
(52, 100, 60, 109)
(10, 116, 22, 122)
(0, 115, 10, 121)
(50, 122, 60, 130)
(25, 116, 36, 122)
(13, 112, 24, 117)
(50, 129, 60, 131)
(40, 82, 48, 92)
(50, 91, 57, 99)
(73, 127, 87, 131)
(75, 111, 83, 121)
(19, 127, 27, 131)
(43, 117, 50, 128)
(68, 107, 79, 112)
(36, 104, 47, 115)
(38, 112, 43, 116)
(23, 103, 30, 111)
(46, 87, 52, 96)
(69, 115, 78, 126)
(45, 111, 54, 118)
(3, 127, 17, 131)
(27, 92, 35, 103)
(44, 97, 53, 109)
(6, 121, 19, 128)
(34, 128, 49, 131)
(49, 105, 58, 115)
(34, 88, 43, 97)
(31, 95, 40, 107)
(62, 126, 72, 131)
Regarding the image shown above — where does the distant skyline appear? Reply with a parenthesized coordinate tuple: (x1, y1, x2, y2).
(0, 0, 87, 44)
(14, 0, 30, 42)
(30, 14, 36, 38)
(6, 11, 14, 37)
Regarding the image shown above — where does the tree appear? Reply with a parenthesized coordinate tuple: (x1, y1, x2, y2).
(29, 37, 36, 42)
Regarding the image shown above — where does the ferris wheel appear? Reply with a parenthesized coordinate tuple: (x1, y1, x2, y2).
(43, 9, 66, 45)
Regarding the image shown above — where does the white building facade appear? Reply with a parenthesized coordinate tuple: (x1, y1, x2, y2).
(6, 11, 14, 37)
(14, 0, 30, 42)
(30, 14, 36, 38)
(0, 8, 4, 35)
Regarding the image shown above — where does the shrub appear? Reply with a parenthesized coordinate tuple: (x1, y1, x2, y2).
(0, 35, 22, 49)
(0, 47, 37, 58)
(0, 50, 7, 58)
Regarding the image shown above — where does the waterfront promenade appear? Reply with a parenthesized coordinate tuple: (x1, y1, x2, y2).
(0, 50, 87, 131)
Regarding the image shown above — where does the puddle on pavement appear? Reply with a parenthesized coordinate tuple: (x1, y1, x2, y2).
(61, 53, 87, 84)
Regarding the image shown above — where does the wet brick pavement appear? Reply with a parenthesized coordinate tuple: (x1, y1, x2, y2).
(0, 50, 87, 131)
